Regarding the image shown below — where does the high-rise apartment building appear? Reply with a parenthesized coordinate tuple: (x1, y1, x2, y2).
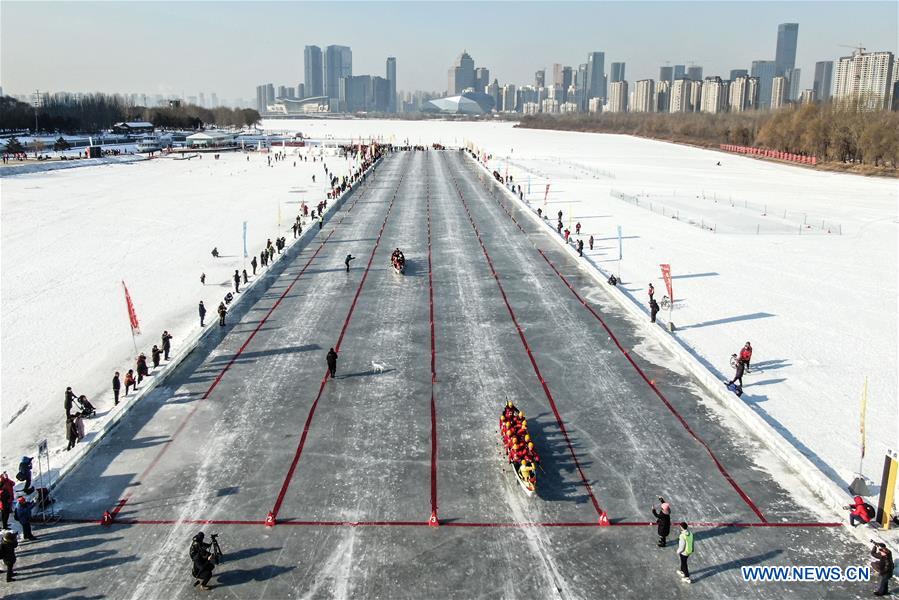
(560, 66, 573, 102)
(535, 70, 545, 88)
(588, 97, 602, 113)
(297, 83, 305, 99)
(502, 84, 518, 112)
(659, 66, 673, 83)
(833, 48, 895, 110)
(632, 79, 655, 112)
(655, 80, 670, 112)
(673, 64, 686, 80)
(304, 45, 324, 98)
(474, 68, 490, 93)
(775, 23, 799, 77)
(586, 52, 606, 99)
(324, 45, 352, 110)
(610, 62, 626, 83)
(386, 57, 397, 112)
(608, 81, 628, 113)
(448, 51, 475, 94)
(800, 89, 816, 104)
(277, 85, 289, 98)
(256, 83, 275, 112)
(786, 68, 802, 101)
(751, 60, 777, 108)
(686, 66, 703, 81)
(700, 77, 728, 113)
(813, 61, 833, 101)
(669, 79, 691, 113)
(729, 75, 759, 112)
(770, 75, 788, 109)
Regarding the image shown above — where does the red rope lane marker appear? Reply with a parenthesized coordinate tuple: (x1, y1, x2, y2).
(427, 175, 439, 525)
(104, 159, 384, 521)
(463, 156, 767, 524)
(270, 164, 408, 521)
(442, 161, 604, 520)
(537, 248, 767, 524)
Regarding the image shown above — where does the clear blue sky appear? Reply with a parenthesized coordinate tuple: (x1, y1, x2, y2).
(1, 1, 896, 104)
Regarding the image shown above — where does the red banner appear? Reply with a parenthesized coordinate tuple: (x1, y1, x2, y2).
(659, 264, 673, 304)
(122, 281, 140, 334)
(543, 183, 551, 205)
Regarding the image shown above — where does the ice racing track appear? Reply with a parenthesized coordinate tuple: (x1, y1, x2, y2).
(15, 150, 870, 599)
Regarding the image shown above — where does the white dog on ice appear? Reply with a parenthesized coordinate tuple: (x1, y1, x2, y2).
(371, 360, 387, 374)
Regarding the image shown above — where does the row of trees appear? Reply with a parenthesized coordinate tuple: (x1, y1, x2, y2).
(0, 94, 260, 133)
(518, 106, 898, 170)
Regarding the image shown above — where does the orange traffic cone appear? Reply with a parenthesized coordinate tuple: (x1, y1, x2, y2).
(428, 510, 439, 527)
(598, 511, 610, 526)
(101, 511, 113, 526)
(265, 511, 276, 527)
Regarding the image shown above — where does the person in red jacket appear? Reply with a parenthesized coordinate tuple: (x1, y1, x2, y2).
(846, 495, 873, 526)
(739, 342, 753, 369)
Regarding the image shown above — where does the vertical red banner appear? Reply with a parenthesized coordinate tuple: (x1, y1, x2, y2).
(122, 280, 140, 334)
(659, 264, 673, 304)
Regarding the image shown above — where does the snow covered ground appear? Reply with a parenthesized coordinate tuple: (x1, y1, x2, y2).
(263, 119, 897, 494)
(1, 149, 351, 469)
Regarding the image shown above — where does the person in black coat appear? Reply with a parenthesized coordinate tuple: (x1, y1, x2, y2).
(0, 530, 17, 582)
(233, 270, 241, 293)
(151, 345, 162, 368)
(190, 533, 216, 590)
(0, 483, 12, 530)
(64, 387, 77, 417)
(17, 457, 34, 495)
(218, 302, 227, 326)
(112, 371, 121, 405)
(344, 254, 355, 272)
(871, 543, 894, 596)
(199, 301, 207, 327)
(326, 348, 338, 378)
(650, 297, 660, 323)
(726, 358, 745, 388)
(162, 331, 173, 360)
(251, 256, 258, 275)
(652, 498, 672, 547)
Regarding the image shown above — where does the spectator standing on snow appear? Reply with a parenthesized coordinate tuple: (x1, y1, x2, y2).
(124, 370, 136, 395)
(151, 345, 162, 368)
(162, 331, 173, 360)
(242, 269, 248, 285)
(200, 273, 206, 285)
(0, 530, 17, 582)
(65, 415, 78, 451)
(0, 476, 12, 529)
(564, 228, 570, 242)
(588, 235, 594, 251)
(726, 356, 745, 389)
(648, 283, 655, 301)
(871, 543, 894, 596)
(557, 210, 563, 222)
(652, 497, 671, 547)
(345, 254, 355, 272)
(136, 353, 149, 384)
(556, 220, 563, 234)
(64, 387, 77, 417)
(577, 239, 584, 257)
(199, 301, 207, 327)
(16, 457, 34, 495)
(650, 298, 660, 323)
(112, 372, 121, 405)
(575, 222, 581, 235)
(739, 342, 753, 371)
(218, 302, 227, 326)
(251, 256, 257, 275)
(13, 498, 36, 541)
(326, 348, 338, 378)
(676, 522, 694, 583)
(233, 270, 241, 293)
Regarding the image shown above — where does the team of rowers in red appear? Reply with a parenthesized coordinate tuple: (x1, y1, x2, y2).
(391, 248, 406, 274)
(499, 401, 539, 493)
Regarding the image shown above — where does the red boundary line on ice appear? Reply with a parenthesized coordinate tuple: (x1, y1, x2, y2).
(427, 176, 439, 522)
(444, 157, 604, 520)
(104, 163, 379, 521)
(470, 158, 768, 523)
(269, 163, 407, 521)
(63, 516, 839, 528)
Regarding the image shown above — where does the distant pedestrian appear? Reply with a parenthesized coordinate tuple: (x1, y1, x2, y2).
(124, 369, 136, 395)
(652, 497, 671, 547)
(588, 235, 594, 251)
(13, 497, 36, 541)
(648, 283, 655, 301)
(326, 347, 338, 378)
(218, 302, 227, 326)
(0, 530, 17, 582)
(199, 301, 207, 327)
(556, 220, 563, 234)
(0, 476, 12, 529)
(676, 522, 693, 583)
(726, 357, 745, 388)
(242, 269, 248, 285)
(575, 222, 581, 235)
(136, 353, 149, 383)
(233, 270, 241, 293)
(345, 254, 355, 272)
(112, 371, 121, 405)
(563, 228, 570, 242)
(151, 345, 162, 368)
(64, 386, 77, 417)
(200, 273, 206, 285)
(65, 415, 78, 451)
(870, 542, 893, 596)
(557, 210, 563, 221)
(650, 297, 660, 323)
(251, 256, 257, 275)
(162, 331, 173, 360)
(211, 247, 219, 258)
(319, 218, 323, 230)
(292, 223, 298, 238)
(577, 239, 584, 257)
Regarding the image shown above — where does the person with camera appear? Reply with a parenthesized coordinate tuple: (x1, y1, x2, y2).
(870, 541, 894, 596)
(189, 532, 216, 591)
(651, 497, 671, 547)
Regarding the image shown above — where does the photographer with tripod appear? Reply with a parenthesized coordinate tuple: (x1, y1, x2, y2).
(189, 532, 222, 591)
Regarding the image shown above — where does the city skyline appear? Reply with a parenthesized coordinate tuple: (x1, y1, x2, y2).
(1, 1, 896, 100)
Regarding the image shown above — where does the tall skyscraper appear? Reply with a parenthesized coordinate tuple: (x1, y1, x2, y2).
(304, 45, 324, 98)
(813, 61, 833, 101)
(729, 69, 749, 80)
(586, 52, 605, 99)
(502, 84, 517, 112)
(448, 51, 475, 94)
(700, 77, 728, 113)
(324, 45, 352, 110)
(686, 66, 703, 81)
(729, 75, 759, 112)
(474, 67, 490, 93)
(297, 83, 305, 99)
(256, 84, 275, 112)
(576, 63, 588, 109)
(659, 65, 674, 83)
(751, 60, 777, 108)
(673, 64, 686, 80)
(770, 75, 788, 109)
(632, 79, 655, 112)
(775, 23, 799, 77)
(607, 81, 628, 113)
(834, 48, 895, 110)
(610, 62, 626, 83)
(535, 70, 545, 88)
(786, 68, 802, 101)
(277, 85, 289, 98)
(669, 79, 690, 113)
(386, 57, 397, 112)
(560, 66, 573, 102)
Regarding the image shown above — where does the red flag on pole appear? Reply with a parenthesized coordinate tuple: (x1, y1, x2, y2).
(122, 281, 140, 334)
(543, 183, 551, 206)
(659, 264, 673, 304)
